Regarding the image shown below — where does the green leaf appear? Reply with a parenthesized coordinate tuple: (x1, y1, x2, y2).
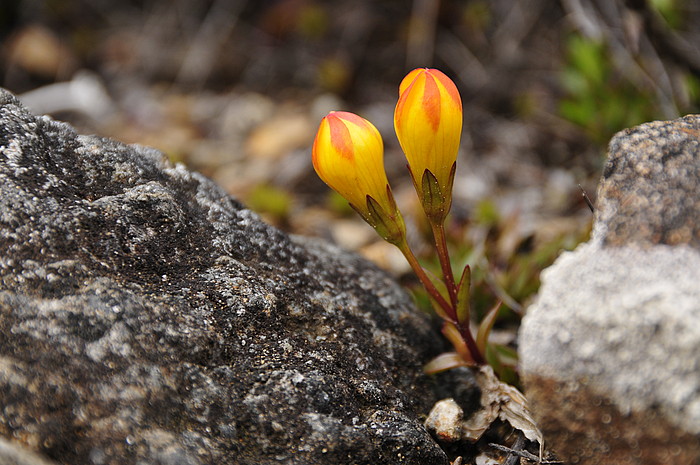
(476, 301, 502, 356)
(491, 343, 519, 367)
(485, 344, 519, 386)
(455, 265, 471, 325)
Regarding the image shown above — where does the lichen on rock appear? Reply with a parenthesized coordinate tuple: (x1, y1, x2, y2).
(520, 115, 700, 465)
(0, 87, 452, 465)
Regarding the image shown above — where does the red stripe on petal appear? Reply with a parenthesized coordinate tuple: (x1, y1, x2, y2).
(431, 69, 462, 111)
(327, 113, 354, 160)
(422, 74, 441, 132)
(399, 68, 424, 96)
(334, 111, 367, 127)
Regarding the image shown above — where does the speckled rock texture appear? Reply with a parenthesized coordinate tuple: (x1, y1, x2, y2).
(596, 115, 700, 248)
(0, 88, 451, 465)
(520, 116, 700, 465)
(0, 437, 57, 465)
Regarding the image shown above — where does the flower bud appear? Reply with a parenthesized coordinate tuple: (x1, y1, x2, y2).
(394, 68, 462, 221)
(312, 111, 405, 243)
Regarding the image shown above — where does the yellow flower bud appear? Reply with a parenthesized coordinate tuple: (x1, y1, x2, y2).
(312, 111, 405, 243)
(394, 68, 462, 221)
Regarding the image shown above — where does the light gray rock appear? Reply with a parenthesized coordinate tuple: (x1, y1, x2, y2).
(521, 243, 700, 463)
(520, 116, 700, 465)
(595, 114, 700, 248)
(0, 437, 58, 465)
(0, 87, 452, 465)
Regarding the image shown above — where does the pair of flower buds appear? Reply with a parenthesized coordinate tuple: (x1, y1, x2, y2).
(312, 68, 463, 245)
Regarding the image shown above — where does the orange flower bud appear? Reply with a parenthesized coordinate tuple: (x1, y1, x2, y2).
(394, 68, 462, 221)
(312, 111, 405, 243)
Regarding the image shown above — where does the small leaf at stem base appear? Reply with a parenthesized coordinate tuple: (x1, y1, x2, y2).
(424, 352, 472, 374)
(455, 264, 471, 325)
(476, 301, 502, 356)
(442, 322, 473, 364)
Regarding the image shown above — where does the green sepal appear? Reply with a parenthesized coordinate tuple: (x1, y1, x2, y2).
(385, 183, 399, 212)
(455, 264, 471, 325)
(420, 169, 446, 222)
(444, 161, 456, 214)
(476, 301, 502, 356)
(363, 190, 406, 245)
(419, 164, 457, 223)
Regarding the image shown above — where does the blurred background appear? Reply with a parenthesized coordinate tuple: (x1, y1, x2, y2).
(2, 0, 699, 357)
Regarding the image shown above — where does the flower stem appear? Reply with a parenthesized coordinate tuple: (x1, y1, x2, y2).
(395, 239, 454, 322)
(396, 237, 485, 365)
(430, 221, 458, 309)
(457, 320, 485, 365)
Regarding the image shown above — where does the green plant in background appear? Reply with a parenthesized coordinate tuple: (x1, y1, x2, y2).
(246, 183, 292, 226)
(650, 0, 683, 28)
(311, 68, 514, 374)
(410, 199, 590, 385)
(558, 33, 661, 145)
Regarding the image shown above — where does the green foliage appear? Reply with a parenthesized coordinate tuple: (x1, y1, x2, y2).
(473, 198, 499, 226)
(296, 3, 329, 39)
(558, 34, 660, 145)
(411, 197, 591, 383)
(247, 184, 292, 223)
(485, 343, 519, 386)
(649, 0, 683, 29)
(684, 73, 700, 103)
(327, 191, 356, 216)
(462, 0, 492, 35)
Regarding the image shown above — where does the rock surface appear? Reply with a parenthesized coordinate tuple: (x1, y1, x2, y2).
(596, 115, 700, 248)
(520, 115, 700, 465)
(0, 88, 451, 465)
(0, 437, 57, 465)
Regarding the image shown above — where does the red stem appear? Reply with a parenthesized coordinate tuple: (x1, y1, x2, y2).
(397, 239, 454, 321)
(397, 238, 485, 365)
(458, 321, 485, 365)
(431, 222, 458, 309)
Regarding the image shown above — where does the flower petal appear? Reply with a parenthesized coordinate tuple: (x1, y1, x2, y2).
(312, 111, 404, 241)
(394, 68, 463, 220)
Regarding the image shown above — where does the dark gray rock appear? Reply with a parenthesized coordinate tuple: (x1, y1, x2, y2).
(0, 88, 449, 465)
(520, 116, 700, 465)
